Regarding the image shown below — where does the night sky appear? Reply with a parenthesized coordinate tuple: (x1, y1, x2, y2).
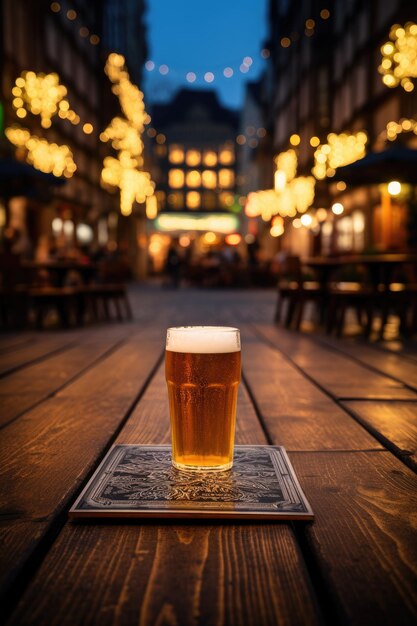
(144, 0, 268, 110)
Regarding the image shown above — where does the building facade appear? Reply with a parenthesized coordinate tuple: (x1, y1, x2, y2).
(1, 0, 147, 261)
(148, 89, 240, 270)
(265, 0, 417, 257)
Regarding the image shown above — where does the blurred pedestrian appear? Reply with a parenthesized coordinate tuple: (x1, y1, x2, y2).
(165, 238, 182, 288)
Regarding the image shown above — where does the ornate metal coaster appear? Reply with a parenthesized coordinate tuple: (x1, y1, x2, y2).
(70, 445, 313, 520)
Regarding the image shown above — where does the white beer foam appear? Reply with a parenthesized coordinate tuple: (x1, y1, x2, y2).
(166, 326, 240, 353)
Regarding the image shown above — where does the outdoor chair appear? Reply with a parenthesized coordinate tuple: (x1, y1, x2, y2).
(274, 254, 324, 329)
(29, 286, 81, 328)
(326, 282, 375, 337)
(85, 259, 132, 322)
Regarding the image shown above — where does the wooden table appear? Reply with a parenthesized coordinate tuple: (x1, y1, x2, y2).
(304, 253, 417, 288)
(1, 289, 417, 626)
(23, 260, 97, 286)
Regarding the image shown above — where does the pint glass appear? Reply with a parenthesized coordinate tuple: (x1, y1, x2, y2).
(165, 326, 241, 471)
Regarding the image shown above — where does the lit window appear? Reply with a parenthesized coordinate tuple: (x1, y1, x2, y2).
(219, 148, 234, 164)
(186, 150, 201, 166)
(204, 192, 217, 209)
(169, 169, 184, 188)
(219, 192, 234, 208)
(203, 151, 217, 167)
(186, 191, 200, 209)
(219, 169, 235, 188)
(186, 170, 201, 187)
(202, 170, 217, 189)
(168, 192, 184, 209)
(169, 145, 184, 164)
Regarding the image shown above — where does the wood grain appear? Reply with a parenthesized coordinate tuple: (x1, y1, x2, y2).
(242, 340, 382, 451)
(0, 331, 131, 427)
(290, 451, 417, 626)
(342, 401, 417, 469)
(319, 336, 417, 392)
(7, 523, 322, 626)
(0, 335, 77, 377)
(5, 364, 323, 626)
(0, 333, 162, 601)
(253, 324, 417, 400)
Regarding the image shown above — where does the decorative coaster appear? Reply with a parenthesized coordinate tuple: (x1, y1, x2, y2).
(70, 445, 313, 520)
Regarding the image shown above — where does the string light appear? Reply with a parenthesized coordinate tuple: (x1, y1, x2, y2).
(102, 53, 155, 216)
(5, 127, 77, 177)
(379, 23, 417, 92)
(312, 132, 367, 179)
(384, 117, 417, 142)
(50, 3, 100, 47)
(144, 47, 273, 83)
(246, 143, 316, 227)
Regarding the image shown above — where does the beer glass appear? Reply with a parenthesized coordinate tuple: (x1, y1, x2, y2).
(165, 326, 241, 471)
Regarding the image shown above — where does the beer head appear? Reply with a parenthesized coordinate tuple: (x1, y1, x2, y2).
(166, 326, 240, 353)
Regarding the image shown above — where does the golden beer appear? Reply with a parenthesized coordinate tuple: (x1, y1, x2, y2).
(165, 327, 241, 471)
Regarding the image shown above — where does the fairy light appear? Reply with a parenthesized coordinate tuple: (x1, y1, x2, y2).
(379, 23, 417, 92)
(275, 149, 298, 183)
(12, 71, 68, 128)
(312, 132, 367, 180)
(5, 127, 77, 177)
(102, 53, 155, 215)
(246, 147, 315, 222)
(384, 117, 417, 142)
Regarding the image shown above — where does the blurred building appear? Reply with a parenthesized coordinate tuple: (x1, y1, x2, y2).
(237, 78, 275, 260)
(102, 0, 147, 87)
(148, 88, 241, 269)
(0, 0, 147, 262)
(265, 0, 417, 256)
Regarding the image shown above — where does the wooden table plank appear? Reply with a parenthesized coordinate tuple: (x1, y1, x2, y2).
(342, 401, 417, 470)
(0, 329, 133, 428)
(6, 366, 323, 626)
(56, 329, 163, 399)
(242, 339, 382, 451)
(0, 335, 78, 377)
(290, 451, 417, 626)
(318, 336, 417, 392)
(0, 333, 163, 604)
(0, 335, 34, 353)
(254, 325, 417, 401)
